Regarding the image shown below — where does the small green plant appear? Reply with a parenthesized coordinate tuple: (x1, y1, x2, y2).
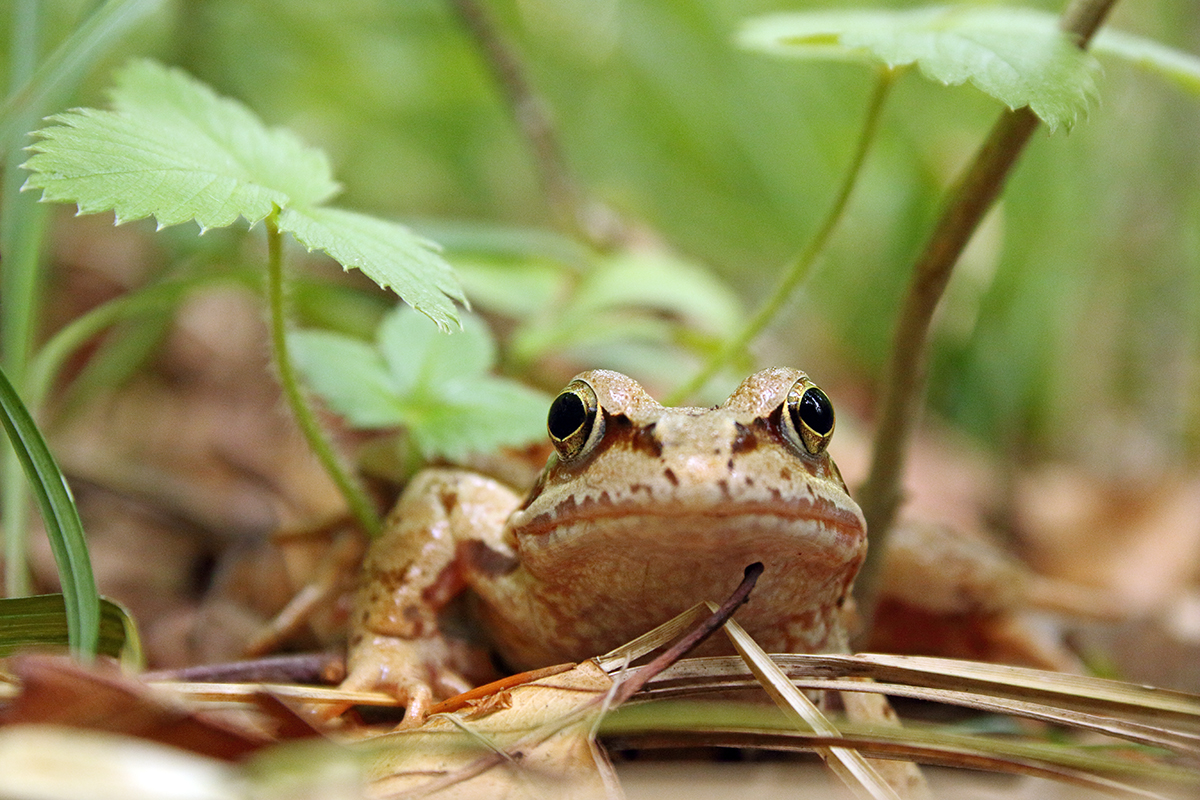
(21, 59, 472, 537)
(673, 4, 1200, 403)
(290, 306, 550, 461)
(0, 362, 98, 658)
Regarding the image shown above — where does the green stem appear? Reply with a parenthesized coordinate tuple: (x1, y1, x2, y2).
(264, 212, 381, 537)
(853, 0, 1122, 621)
(666, 69, 895, 406)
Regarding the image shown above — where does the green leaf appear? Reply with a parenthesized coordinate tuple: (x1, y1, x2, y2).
(377, 303, 493, 394)
(375, 308, 547, 460)
(0, 365, 99, 659)
(509, 250, 744, 377)
(0, 594, 141, 665)
(21, 60, 464, 324)
(570, 251, 742, 335)
(739, 7, 1100, 131)
(22, 59, 339, 230)
(406, 376, 550, 461)
(292, 306, 551, 461)
(1092, 29, 1200, 95)
(451, 257, 568, 318)
(287, 331, 406, 428)
(279, 206, 464, 331)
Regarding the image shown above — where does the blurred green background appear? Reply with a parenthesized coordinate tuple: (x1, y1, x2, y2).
(4, 0, 1199, 469)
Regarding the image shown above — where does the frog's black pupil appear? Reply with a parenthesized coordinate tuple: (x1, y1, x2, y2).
(548, 392, 587, 440)
(797, 387, 833, 435)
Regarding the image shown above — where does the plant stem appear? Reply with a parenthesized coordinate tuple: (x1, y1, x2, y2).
(854, 0, 1122, 619)
(264, 212, 382, 537)
(666, 69, 895, 406)
(447, 0, 623, 249)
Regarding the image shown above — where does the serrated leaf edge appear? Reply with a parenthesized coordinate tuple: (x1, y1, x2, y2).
(739, 6, 1100, 132)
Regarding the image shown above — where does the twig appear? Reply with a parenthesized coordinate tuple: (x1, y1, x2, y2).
(392, 563, 764, 798)
(447, 0, 621, 248)
(610, 562, 764, 705)
(142, 652, 342, 684)
(854, 0, 1121, 621)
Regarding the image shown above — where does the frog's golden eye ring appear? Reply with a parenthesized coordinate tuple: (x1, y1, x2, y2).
(547, 380, 603, 462)
(783, 380, 835, 456)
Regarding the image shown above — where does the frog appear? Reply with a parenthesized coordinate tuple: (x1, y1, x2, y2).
(340, 367, 868, 723)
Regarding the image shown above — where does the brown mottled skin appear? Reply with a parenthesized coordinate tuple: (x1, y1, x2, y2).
(341, 368, 867, 723)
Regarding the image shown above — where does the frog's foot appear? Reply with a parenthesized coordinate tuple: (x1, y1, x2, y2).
(333, 634, 473, 727)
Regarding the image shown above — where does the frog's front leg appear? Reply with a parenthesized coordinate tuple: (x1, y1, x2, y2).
(339, 469, 522, 725)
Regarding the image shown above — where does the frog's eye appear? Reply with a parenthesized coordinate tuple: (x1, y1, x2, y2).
(783, 380, 835, 456)
(548, 380, 603, 461)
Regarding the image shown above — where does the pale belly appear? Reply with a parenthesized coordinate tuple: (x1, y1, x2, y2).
(472, 512, 865, 669)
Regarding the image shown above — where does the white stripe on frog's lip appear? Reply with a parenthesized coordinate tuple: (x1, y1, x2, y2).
(510, 492, 865, 541)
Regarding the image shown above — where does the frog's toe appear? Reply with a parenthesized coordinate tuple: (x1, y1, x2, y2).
(337, 633, 475, 725)
(395, 683, 434, 728)
(326, 658, 437, 725)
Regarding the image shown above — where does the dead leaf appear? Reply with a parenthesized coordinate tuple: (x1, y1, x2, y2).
(0, 654, 307, 760)
(360, 659, 623, 799)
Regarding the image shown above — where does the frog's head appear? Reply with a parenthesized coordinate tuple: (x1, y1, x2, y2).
(507, 369, 866, 615)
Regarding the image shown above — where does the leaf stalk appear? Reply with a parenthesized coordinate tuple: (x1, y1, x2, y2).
(667, 68, 896, 406)
(264, 212, 382, 537)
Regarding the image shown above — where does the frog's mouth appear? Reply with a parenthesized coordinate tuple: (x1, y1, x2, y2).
(513, 491, 865, 543)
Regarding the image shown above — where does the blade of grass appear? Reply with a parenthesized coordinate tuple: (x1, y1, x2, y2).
(0, 0, 163, 145)
(640, 652, 1200, 723)
(0, 594, 140, 665)
(850, 653, 1200, 721)
(26, 271, 259, 413)
(633, 659, 1200, 757)
(601, 701, 1187, 797)
(715, 609, 901, 800)
(0, 365, 99, 659)
(3, 0, 50, 598)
